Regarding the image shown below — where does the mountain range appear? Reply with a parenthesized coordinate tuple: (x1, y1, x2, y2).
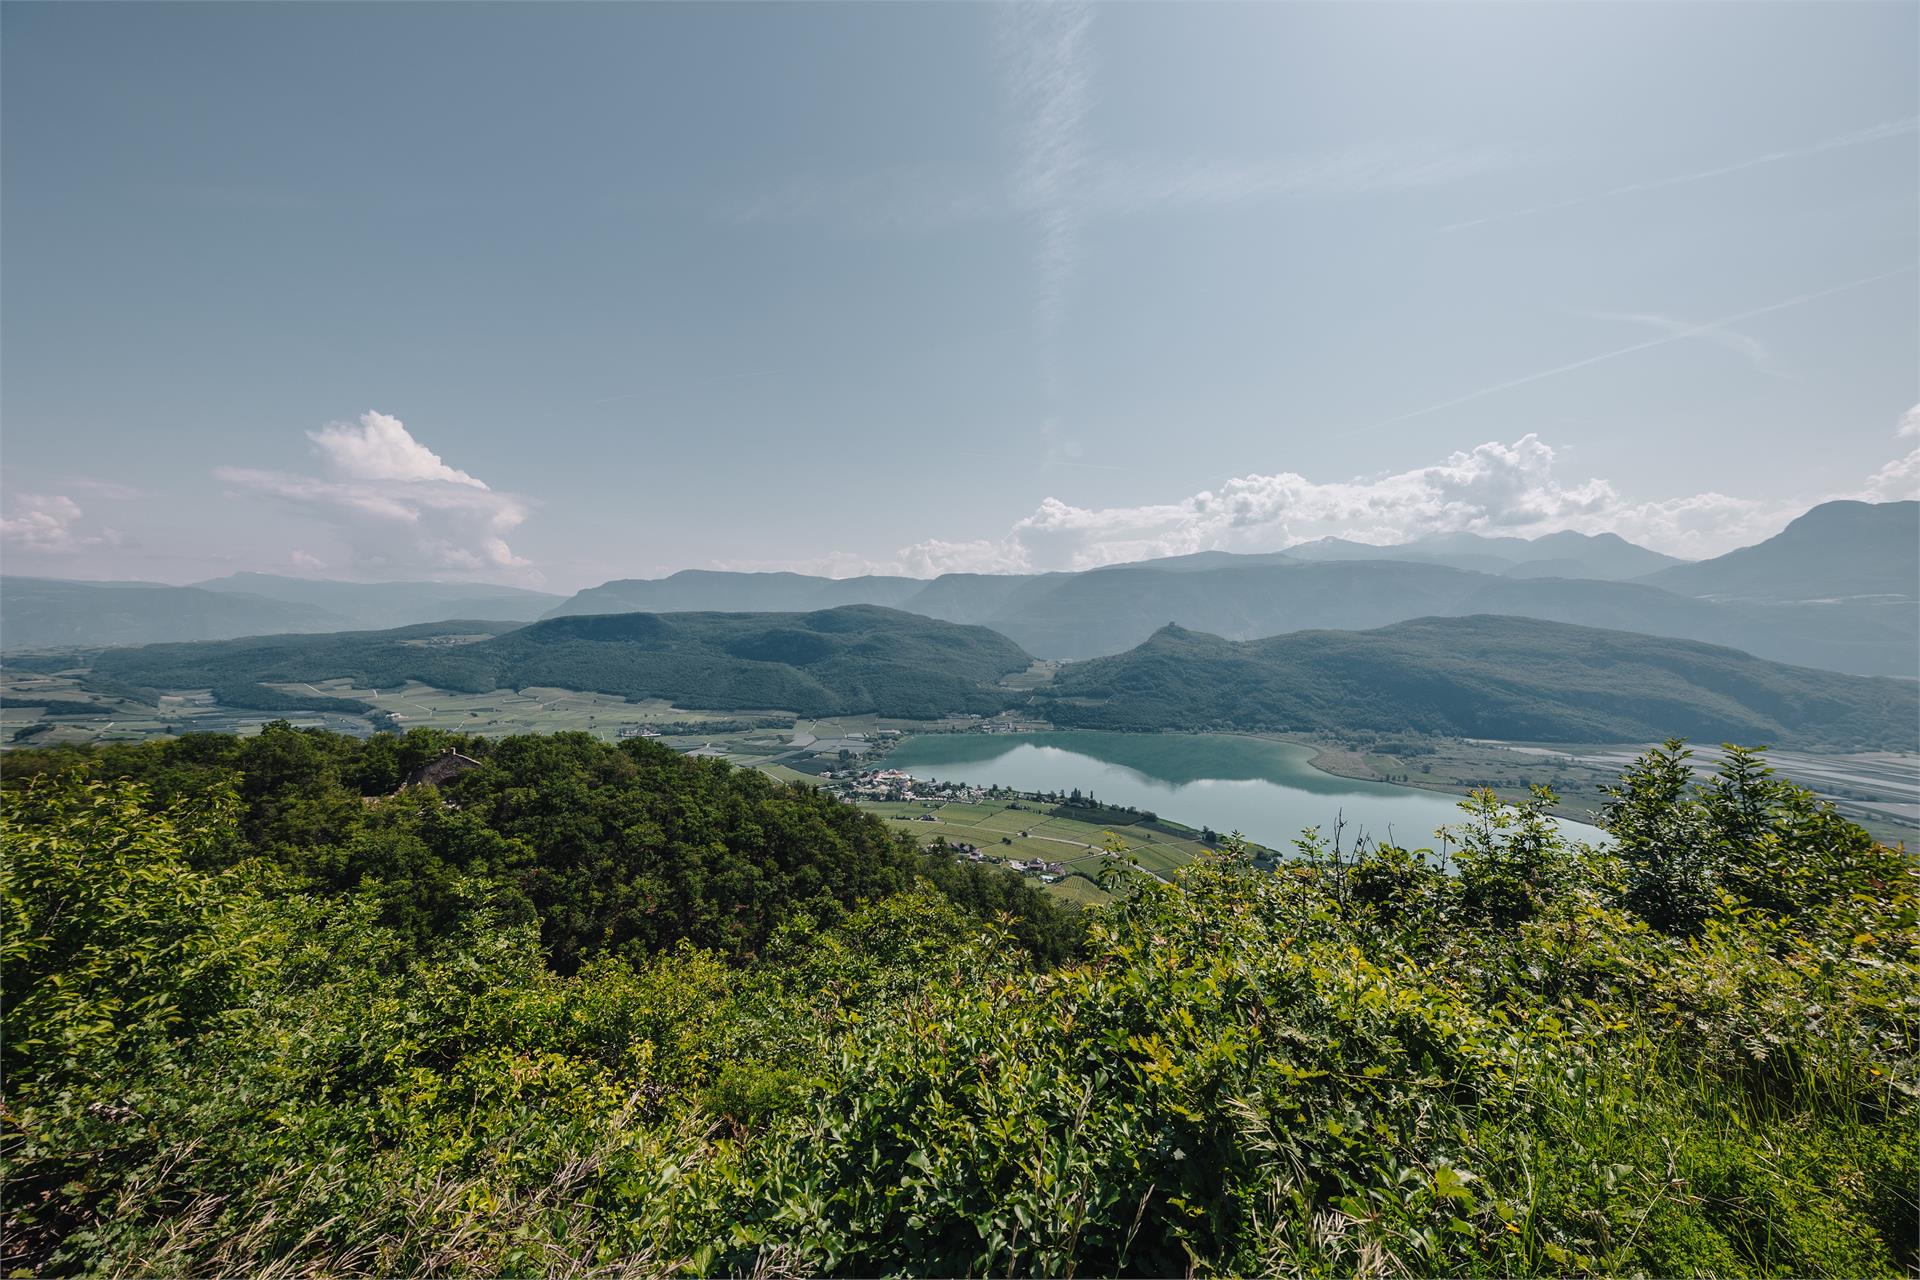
(543, 500, 1918, 677)
(5, 500, 1914, 680)
(0, 574, 562, 649)
(1280, 528, 1685, 578)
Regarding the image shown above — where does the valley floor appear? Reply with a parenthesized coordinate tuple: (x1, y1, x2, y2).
(1298, 733, 1917, 848)
(7, 660, 1911, 847)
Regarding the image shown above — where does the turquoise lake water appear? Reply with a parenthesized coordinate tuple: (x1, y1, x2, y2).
(883, 731, 1584, 854)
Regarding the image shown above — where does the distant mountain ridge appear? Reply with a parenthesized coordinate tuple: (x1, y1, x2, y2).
(536, 505, 1916, 676)
(1284, 528, 1686, 579)
(9, 501, 1914, 680)
(1639, 500, 1919, 604)
(1036, 615, 1918, 750)
(0, 578, 343, 649)
(548, 570, 926, 618)
(193, 573, 563, 629)
(0, 574, 563, 650)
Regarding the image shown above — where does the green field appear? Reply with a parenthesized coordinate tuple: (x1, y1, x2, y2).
(858, 797, 1216, 882)
(0, 665, 813, 750)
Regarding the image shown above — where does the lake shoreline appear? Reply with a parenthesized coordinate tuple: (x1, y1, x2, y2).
(871, 728, 1511, 855)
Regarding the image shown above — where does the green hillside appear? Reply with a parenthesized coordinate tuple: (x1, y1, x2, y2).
(89, 605, 1031, 719)
(1038, 615, 1919, 749)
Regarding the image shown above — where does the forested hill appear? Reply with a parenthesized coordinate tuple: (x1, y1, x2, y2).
(89, 605, 1032, 718)
(1038, 614, 1920, 749)
(0, 727, 1080, 975)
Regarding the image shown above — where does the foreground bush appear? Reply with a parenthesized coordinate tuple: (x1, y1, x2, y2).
(3, 738, 1914, 1275)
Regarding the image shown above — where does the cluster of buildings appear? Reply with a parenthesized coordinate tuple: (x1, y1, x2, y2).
(1008, 857, 1068, 880)
(839, 767, 919, 799)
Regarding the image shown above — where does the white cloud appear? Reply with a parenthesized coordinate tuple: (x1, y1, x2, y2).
(1860, 405, 1920, 502)
(2, 493, 90, 554)
(307, 410, 486, 488)
(216, 411, 532, 577)
(896, 436, 1630, 572)
(887, 430, 1914, 576)
(688, 408, 1920, 580)
(289, 549, 326, 571)
(1861, 452, 1919, 502)
(897, 538, 1032, 577)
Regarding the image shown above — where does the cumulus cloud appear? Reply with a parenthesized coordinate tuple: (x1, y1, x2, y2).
(896, 436, 1618, 573)
(1861, 452, 1919, 502)
(308, 411, 487, 487)
(1860, 404, 1920, 502)
(216, 411, 531, 577)
(886, 430, 1913, 576)
(2, 494, 92, 554)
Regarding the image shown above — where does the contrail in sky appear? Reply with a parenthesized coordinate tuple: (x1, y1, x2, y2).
(999, 0, 1093, 393)
(1360, 265, 1918, 433)
(1441, 117, 1918, 233)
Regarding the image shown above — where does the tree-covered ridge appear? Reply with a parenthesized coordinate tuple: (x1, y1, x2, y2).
(1, 726, 1080, 973)
(1040, 615, 1920, 749)
(4, 731, 1915, 1276)
(88, 604, 1033, 719)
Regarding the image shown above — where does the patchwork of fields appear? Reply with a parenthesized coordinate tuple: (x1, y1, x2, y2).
(856, 796, 1237, 903)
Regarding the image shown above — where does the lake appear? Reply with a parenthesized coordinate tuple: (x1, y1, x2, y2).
(883, 731, 1576, 853)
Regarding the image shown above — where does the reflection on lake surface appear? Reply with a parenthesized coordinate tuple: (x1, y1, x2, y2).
(883, 732, 1582, 854)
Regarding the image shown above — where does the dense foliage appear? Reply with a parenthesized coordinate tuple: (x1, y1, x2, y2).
(88, 605, 1030, 719)
(1, 727, 1080, 972)
(3, 733, 1914, 1276)
(1040, 617, 1919, 750)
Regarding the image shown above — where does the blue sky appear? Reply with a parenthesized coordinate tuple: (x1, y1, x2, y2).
(3, 1, 1915, 590)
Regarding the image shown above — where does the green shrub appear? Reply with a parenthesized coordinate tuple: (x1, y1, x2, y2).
(3, 738, 1913, 1276)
